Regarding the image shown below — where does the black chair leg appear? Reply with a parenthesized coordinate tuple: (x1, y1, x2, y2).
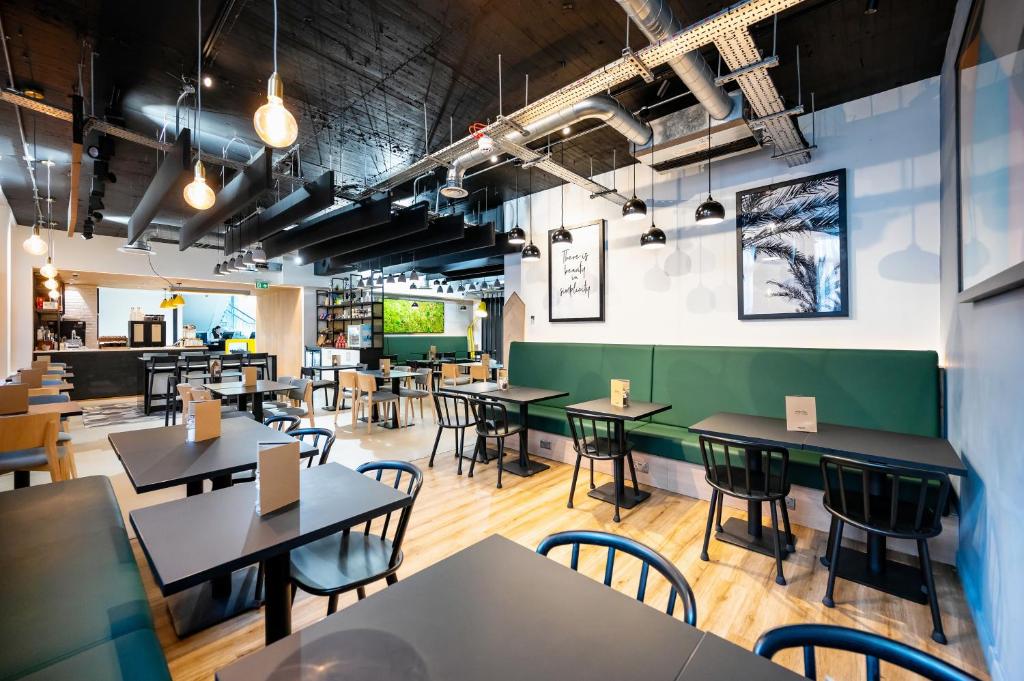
(823, 519, 845, 607)
(919, 539, 947, 644)
(589, 458, 595, 489)
(769, 500, 786, 586)
(780, 500, 795, 553)
(327, 594, 339, 615)
(567, 454, 582, 509)
(822, 516, 839, 568)
(496, 437, 504, 489)
(356, 587, 367, 600)
(612, 458, 622, 523)
(469, 437, 482, 478)
(701, 489, 718, 561)
(626, 451, 640, 495)
(715, 493, 724, 532)
(385, 574, 398, 586)
(428, 427, 443, 468)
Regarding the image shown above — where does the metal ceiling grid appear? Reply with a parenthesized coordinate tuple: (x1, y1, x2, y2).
(498, 139, 628, 206)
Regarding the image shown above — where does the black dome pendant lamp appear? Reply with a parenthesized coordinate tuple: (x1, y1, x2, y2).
(521, 167, 541, 261)
(507, 168, 526, 245)
(696, 113, 725, 225)
(640, 148, 666, 249)
(550, 145, 573, 249)
(622, 141, 647, 221)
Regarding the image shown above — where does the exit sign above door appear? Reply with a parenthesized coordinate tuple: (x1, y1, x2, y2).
(255, 281, 270, 289)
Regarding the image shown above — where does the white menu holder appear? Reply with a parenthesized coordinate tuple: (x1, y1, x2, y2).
(242, 366, 259, 386)
(186, 398, 222, 442)
(786, 396, 818, 432)
(611, 379, 631, 408)
(496, 369, 509, 391)
(255, 440, 300, 516)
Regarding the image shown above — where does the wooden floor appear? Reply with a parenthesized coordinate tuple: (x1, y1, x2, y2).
(136, 448, 989, 680)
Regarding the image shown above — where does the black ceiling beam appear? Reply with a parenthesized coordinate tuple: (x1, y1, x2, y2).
(384, 230, 516, 274)
(370, 219, 492, 273)
(263, 191, 390, 259)
(301, 202, 431, 266)
(178, 146, 272, 250)
(127, 129, 191, 244)
(236, 171, 335, 248)
(324, 206, 468, 269)
(437, 260, 506, 280)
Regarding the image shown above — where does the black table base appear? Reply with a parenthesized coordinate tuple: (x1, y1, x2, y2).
(165, 566, 261, 638)
(821, 546, 928, 604)
(588, 482, 650, 508)
(716, 517, 796, 559)
(501, 457, 551, 477)
(263, 553, 292, 645)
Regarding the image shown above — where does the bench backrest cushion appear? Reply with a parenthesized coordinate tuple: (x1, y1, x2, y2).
(508, 342, 654, 408)
(383, 335, 467, 360)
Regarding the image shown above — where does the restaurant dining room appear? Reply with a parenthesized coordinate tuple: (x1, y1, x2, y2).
(0, 0, 1020, 679)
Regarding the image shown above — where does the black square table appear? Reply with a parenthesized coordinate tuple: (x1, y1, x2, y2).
(688, 411, 966, 603)
(109, 417, 317, 637)
(441, 383, 568, 476)
(215, 535, 801, 681)
(301, 364, 360, 411)
(204, 379, 294, 421)
(565, 398, 671, 511)
(131, 463, 411, 646)
(359, 369, 425, 428)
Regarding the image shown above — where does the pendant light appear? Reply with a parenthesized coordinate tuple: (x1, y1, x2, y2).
(521, 167, 541, 261)
(641, 147, 666, 249)
(213, 263, 225, 277)
(550, 145, 573, 249)
(253, 0, 298, 148)
(47, 288, 60, 300)
(447, 284, 454, 294)
(411, 301, 419, 309)
(695, 113, 725, 225)
(507, 168, 526, 244)
(250, 244, 267, 263)
(40, 258, 58, 279)
(622, 142, 647, 221)
(22, 222, 48, 256)
(43, 277, 59, 290)
(184, 0, 216, 211)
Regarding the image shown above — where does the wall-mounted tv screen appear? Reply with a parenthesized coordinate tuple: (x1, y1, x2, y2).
(384, 299, 445, 334)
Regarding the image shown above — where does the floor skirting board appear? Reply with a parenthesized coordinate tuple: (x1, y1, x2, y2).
(524, 429, 959, 566)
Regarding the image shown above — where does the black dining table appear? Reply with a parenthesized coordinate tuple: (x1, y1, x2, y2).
(688, 411, 967, 603)
(301, 364, 359, 411)
(131, 463, 411, 646)
(441, 382, 568, 476)
(214, 535, 802, 681)
(565, 398, 671, 512)
(359, 369, 421, 428)
(204, 379, 294, 421)
(109, 417, 317, 637)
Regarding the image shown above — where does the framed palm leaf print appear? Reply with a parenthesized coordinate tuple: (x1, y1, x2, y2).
(736, 169, 849, 320)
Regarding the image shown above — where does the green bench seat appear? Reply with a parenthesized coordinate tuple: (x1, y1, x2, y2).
(383, 335, 468, 362)
(508, 341, 941, 492)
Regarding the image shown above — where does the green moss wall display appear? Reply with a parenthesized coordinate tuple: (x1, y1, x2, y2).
(383, 299, 445, 334)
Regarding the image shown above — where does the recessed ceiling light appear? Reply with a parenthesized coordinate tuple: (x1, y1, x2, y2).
(202, 75, 213, 87)
(562, 126, 571, 135)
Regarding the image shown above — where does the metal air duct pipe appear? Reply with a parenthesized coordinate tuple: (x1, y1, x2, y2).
(614, 0, 733, 121)
(441, 94, 651, 198)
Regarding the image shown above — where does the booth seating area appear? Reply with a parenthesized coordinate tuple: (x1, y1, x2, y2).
(510, 342, 941, 490)
(383, 335, 471, 363)
(0, 477, 170, 680)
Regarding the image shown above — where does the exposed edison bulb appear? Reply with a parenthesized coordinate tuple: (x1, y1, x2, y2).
(40, 258, 58, 279)
(183, 160, 216, 210)
(22, 225, 48, 256)
(253, 72, 298, 148)
(47, 288, 60, 300)
(43, 278, 59, 290)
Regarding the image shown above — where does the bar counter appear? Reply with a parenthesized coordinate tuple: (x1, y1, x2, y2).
(33, 347, 207, 400)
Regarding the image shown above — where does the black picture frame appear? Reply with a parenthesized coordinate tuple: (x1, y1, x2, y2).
(954, 0, 1024, 303)
(735, 168, 849, 320)
(547, 220, 606, 323)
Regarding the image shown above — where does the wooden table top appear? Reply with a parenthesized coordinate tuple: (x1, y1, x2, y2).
(28, 401, 84, 417)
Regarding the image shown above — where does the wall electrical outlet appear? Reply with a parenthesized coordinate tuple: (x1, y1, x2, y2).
(539, 440, 552, 450)
(785, 496, 796, 510)
(635, 460, 650, 474)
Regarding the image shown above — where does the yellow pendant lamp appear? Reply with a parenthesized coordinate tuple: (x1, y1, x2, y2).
(184, 0, 216, 211)
(253, 0, 298, 148)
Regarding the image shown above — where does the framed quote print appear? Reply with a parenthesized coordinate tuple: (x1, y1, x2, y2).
(548, 220, 606, 322)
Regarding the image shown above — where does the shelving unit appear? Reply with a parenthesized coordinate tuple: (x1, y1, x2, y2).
(315, 271, 384, 353)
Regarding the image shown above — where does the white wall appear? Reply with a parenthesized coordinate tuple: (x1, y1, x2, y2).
(97, 288, 172, 338)
(505, 79, 942, 352)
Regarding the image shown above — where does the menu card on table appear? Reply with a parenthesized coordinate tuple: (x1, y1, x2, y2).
(31, 359, 49, 372)
(0, 383, 29, 415)
(18, 369, 43, 388)
(255, 440, 300, 516)
(785, 396, 818, 432)
(186, 397, 221, 442)
(380, 358, 391, 376)
(429, 345, 437, 360)
(481, 353, 490, 371)
(209, 358, 222, 381)
(496, 369, 509, 390)
(611, 379, 631, 408)
(242, 366, 259, 386)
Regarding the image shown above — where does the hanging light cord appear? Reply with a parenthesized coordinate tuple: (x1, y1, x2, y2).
(632, 142, 637, 196)
(560, 145, 565, 227)
(528, 167, 533, 241)
(514, 169, 518, 227)
(196, 0, 202, 158)
(650, 151, 655, 226)
(706, 113, 712, 197)
(272, 0, 279, 72)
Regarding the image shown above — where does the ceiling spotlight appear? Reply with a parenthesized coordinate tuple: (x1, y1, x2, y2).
(864, 0, 878, 14)
(23, 88, 45, 101)
(118, 240, 153, 255)
(562, 126, 571, 135)
(490, 155, 499, 163)
(507, 225, 526, 245)
(293, 255, 302, 264)
(202, 75, 213, 87)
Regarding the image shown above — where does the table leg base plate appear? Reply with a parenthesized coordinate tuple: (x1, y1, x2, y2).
(501, 458, 550, 477)
(165, 566, 261, 638)
(588, 482, 651, 509)
(715, 517, 795, 559)
(821, 547, 928, 604)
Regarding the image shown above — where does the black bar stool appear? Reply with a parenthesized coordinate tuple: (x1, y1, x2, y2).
(144, 354, 178, 415)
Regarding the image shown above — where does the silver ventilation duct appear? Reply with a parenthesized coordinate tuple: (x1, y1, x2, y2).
(441, 94, 651, 198)
(614, 0, 733, 121)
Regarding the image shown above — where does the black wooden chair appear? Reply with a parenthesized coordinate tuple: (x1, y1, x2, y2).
(819, 455, 952, 643)
(264, 414, 301, 432)
(289, 461, 424, 615)
(428, 391, 478, 475)
(289, 427, 336, 467)
(698, 434, 793, 585)
(536, 530, 697, 625)
(245, 352, 271, 379)
(754, 624, 979, 680)
(468, 396, 524, 489)
(565, 410, 640, 522)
